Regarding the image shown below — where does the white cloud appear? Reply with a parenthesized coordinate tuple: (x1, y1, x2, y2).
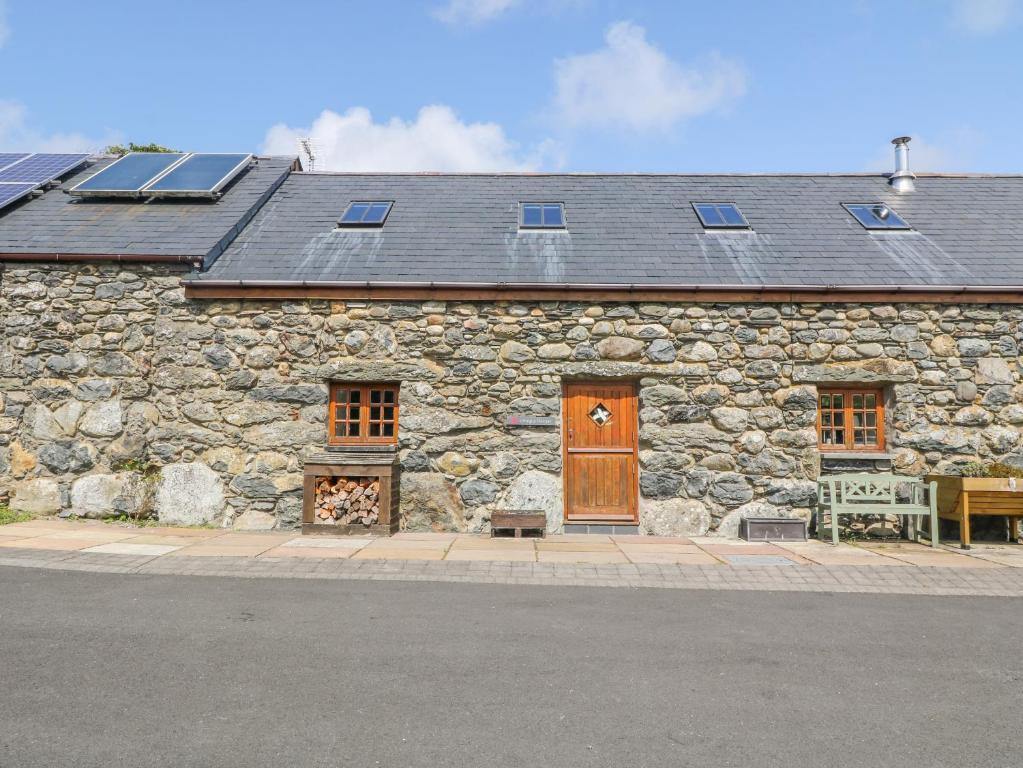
(262, 104, 550, 172)
(551, 21, 745, 133)
(950, 0, 1017, 34)
(0, 1, 9, 48)
(0, 99, 121, 152)
(433, 0, 519, 25)
(866, 130, 986, 173)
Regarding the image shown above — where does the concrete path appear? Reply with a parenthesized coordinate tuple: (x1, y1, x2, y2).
(3, 518, 1023, 595)
(1, 566, 1020, 768)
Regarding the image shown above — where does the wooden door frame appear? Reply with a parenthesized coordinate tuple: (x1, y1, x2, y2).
(561, 380, 640, 524)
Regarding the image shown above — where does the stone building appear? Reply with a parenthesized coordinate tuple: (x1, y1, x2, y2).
(1, 144, 1021, 535)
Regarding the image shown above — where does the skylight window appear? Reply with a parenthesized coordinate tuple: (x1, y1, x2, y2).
(844, 203, 910, 230)
(339, 201, 392, 227)
(693, 203, 749, 229)
(520, 202, 565, 229)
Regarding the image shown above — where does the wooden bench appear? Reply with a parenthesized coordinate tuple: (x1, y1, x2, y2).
(816, 474, 939, 547)
(490, 510, 546, 538)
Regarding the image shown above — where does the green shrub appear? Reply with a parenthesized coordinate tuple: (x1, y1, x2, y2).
(0, 504, 32, 526)
(960, 461, 1023, 479)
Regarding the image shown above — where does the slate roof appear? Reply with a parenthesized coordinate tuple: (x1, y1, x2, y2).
(0, 156, 294, 266)
(188, 172, 1023, 290)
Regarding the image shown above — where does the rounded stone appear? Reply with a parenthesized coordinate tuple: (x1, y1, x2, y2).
(156, 462, 226, 525)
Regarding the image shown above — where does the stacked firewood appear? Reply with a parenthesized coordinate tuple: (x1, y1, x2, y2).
(314, 477, 380, 526)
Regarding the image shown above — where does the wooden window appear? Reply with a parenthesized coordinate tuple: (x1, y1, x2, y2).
(817, 388, 885, 452)
(328, 383, 399, 445)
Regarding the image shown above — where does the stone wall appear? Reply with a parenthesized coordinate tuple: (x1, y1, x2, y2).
(2, 261, 1021, 535)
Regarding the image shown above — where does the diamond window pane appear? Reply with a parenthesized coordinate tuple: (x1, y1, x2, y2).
(589, 403, 612, 426)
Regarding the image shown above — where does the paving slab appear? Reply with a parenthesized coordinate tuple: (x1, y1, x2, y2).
(123, 535, 213, 547)
(623, 551, 721, 565)
(444, 549, 537, 562)
(165, 544, 278, 557)
(0, 537, 101, 551)
(81, 542, 182, 556)
(352, 547, 446, 561)
(616, 542, 704, 554)
(360, 538, 452, 552)
(536, 541, 619, 552)
(259, 546, 355, 559)
(884, 553, 1004, 568)
(546, 533, 614, 544)
(280, 536, 372, 549)
(450, 537, 536, 550)
(614, 535, 693, 545)
(536, 550, 631, 564)
(394, 532, 460, 542)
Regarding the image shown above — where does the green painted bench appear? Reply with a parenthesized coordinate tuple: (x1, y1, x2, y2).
(816, 474, 939, 547)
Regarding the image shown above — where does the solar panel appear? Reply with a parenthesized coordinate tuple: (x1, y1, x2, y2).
(844, 203, 911, 230)
(0, 153, 90, 183)
(143, 153, 252, 197)
(0, 182, 37, 208)
(0, 153, 30, 172)
(69, 152, 187, 197)
(694, 203, 750, 229)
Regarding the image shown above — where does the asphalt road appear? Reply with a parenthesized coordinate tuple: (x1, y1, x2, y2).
(0, 566, 1020, 768)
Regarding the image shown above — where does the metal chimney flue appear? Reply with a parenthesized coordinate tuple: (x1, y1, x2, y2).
(889, 136, 915, 193)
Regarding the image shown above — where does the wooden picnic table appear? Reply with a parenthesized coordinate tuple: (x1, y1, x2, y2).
(927, 475, 1023, 550)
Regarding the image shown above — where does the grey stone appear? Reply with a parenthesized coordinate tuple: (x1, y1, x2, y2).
(70, 472, 148, 519)
(459, 478, 499, 506)
(709, 473, 754, 508)
(958, 338, 991, 357)
(230, 474, 279, 498)
(640, 472, 682, 499)
(250, 385, 327, 405)
(710, 407, 748, 433)
(679, 341, 717, 362)
(10, 478, 62, 515)
(232, 509, 278, 530)
(976, 357, 1014, 385)
(156, 462, 225, 525)
(644, 339, 677, 362)
(38, 441, 96, 474)
(595, 336, 645, 361)
(78, 400, 123, 438)
(401, 472, 466, 532)
(639, 498, 711, 537)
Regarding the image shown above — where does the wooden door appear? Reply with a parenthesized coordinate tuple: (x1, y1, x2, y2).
(562, 381, 639, 523)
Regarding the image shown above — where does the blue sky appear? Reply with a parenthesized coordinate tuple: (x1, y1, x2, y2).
(1, 0, 1022, 172)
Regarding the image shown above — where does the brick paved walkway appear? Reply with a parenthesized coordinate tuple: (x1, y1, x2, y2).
(3, 518, 1023, 595)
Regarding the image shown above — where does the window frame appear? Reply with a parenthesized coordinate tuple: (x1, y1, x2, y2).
(842, 202, 911, 231)
(816, 387, 886, 453)
(337, 201, 393, 227)
(692, 202, 751, 230)
(519, 202, 566, 229)
(327, 382, 399, 446)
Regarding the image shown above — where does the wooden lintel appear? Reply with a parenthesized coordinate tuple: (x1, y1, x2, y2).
(183, 285, 1023, 305)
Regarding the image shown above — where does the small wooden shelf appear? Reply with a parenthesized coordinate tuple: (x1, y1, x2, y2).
(303, 450, 400, 536)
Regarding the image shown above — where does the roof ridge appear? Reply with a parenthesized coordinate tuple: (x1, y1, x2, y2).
(289, 171, 1023, 179)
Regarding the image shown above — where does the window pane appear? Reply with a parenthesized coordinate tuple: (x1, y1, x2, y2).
(834, 413, 844, 426)
(364, 203, 390, 223)
(334, 422, 346, 437)
(854, 431, 865, 445)
(335, 388, 348, 404)
(348, 405, 360, 420)
(865, 412, 876, 427)
(542, 204, 563, 227)
(820, 395, 831, 408)
(522, 204, 542, 226)
(719, 205, 746, 226)
(383, 390, 395, 404)
(853, 394, 863, 409)
(696, 204, 723, 226)
(371, 390, 382, 403)
(342, 203, 369, 223)
(833, 395, 843, 409)
(821, 413, 831, 426)
(349, 390, 361, 403)
(853, 412, 863, 427)
(334, 405, 345, 420)
(369, 423, 381, 437)
(370, 406, 381, 420)
(865, 394, 876, 408)
(834, 429, 844, 444)
(865, 429, 877, 444)
(383, 423, 394, 437)
(821, 430, 832, 444)
(383, 406, 394, 420)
